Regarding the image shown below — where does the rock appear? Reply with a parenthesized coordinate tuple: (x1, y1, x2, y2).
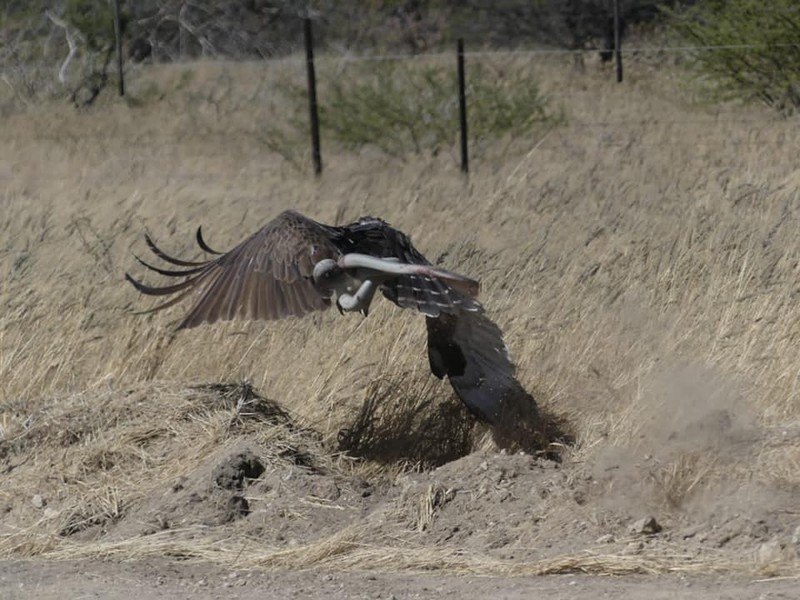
(678, 524, 704, 539)
(311, 479, 341, 501)
(629, 516, 661, 535)
(31, 494, 45, 509)
(43, 508, 59, 520)
(791, 525, 800, 547)
(623, 541, 644, 555)
(757, 539, 787, 565)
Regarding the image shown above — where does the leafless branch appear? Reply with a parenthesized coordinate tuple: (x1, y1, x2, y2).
(45, 10, 82, 85)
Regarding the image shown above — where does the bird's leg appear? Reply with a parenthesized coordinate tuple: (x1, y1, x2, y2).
(337, 278, 378, 316)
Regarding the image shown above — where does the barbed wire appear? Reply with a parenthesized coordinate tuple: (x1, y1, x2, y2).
(566, 117, 786, 128)
(7, 39, 798, 73)
(312, 42, 800, 63)
(2, 42, 795, 155)
(213, 42, 800, 65)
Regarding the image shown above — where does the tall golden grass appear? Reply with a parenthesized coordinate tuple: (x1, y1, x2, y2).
(1, 55, 799, 573)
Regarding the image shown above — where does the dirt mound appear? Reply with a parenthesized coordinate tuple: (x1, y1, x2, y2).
(108, 443, 266, 539)
(396, 451, 587, 559)
(3, 380, 797, 575)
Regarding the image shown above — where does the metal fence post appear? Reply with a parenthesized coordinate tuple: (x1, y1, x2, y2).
(457, 38, 469, 174)
(613, 0, 623, 83)
(111, 0, 124, 96)
(304, 17, 322, 176)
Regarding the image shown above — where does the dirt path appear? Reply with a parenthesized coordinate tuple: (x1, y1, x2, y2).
(1, 559, 797, 600)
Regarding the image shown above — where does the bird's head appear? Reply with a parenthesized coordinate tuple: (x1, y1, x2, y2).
(313, 258, 347, 296)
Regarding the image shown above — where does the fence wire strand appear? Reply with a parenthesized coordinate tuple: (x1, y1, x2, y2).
(90, 41, 796, 66)
(319, 42, 800, 63)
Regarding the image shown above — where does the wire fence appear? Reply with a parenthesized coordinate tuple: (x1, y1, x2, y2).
(281, 24, 797, 174)
(317, 42, 800, 63)
(98, 41, 793, 65)
(2, 23, 797, 173)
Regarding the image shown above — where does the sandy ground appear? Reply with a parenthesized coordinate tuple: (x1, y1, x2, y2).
(2, 559, 799, 600)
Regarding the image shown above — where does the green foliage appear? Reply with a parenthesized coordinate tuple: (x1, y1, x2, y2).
(264, 59, 560, 163)
(64, 0, 120, 51)
(467, 62, 558, 145)
(665, 0, 800, 111)
(323, 62, 457, 157)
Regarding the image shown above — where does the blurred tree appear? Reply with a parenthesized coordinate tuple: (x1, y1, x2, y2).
(64, 0, 118, 52)
(666, 0, 800, 112)
(439, 0, 663, 54)
(0, 0, 671, 63)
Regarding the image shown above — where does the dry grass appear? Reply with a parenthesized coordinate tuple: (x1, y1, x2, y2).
(38, 528, 762, 576)
(1, 54, 800, 575)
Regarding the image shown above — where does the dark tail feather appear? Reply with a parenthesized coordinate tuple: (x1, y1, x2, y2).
(133, 254, 209, 278)
(196, 226, 223, 255)
(124, 272, 203, 296)
(144, 233, 205, 267)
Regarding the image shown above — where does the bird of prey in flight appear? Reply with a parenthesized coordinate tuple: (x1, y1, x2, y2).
(126, 210, 538, 429)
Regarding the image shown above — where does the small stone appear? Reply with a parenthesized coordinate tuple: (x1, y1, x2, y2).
(623, 541, 644, 555)
(679, 524, 704, 540)
(757, 539, 786, 564)
(43, 508, 59, 520)
(31, 494, 45, 509)
(790, 525, 800, 547)
(596, 534, 615, 544)
(629, 516, 661, 535)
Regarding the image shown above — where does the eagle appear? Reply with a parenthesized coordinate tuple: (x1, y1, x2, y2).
(126, 210, 539, 433)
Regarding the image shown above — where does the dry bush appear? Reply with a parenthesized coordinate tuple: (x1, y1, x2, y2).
(1, 55, 800, 574)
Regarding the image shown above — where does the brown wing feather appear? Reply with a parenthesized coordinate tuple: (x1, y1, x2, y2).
(126, 210, 338, 329)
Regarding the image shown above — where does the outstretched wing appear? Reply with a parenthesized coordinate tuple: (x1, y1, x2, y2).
(125, 210, 338, 329)
(426, 312, 538, 427)
(330, 216, 481, 317)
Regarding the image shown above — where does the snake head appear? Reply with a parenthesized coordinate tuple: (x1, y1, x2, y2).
(313, 258, 345, 296)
